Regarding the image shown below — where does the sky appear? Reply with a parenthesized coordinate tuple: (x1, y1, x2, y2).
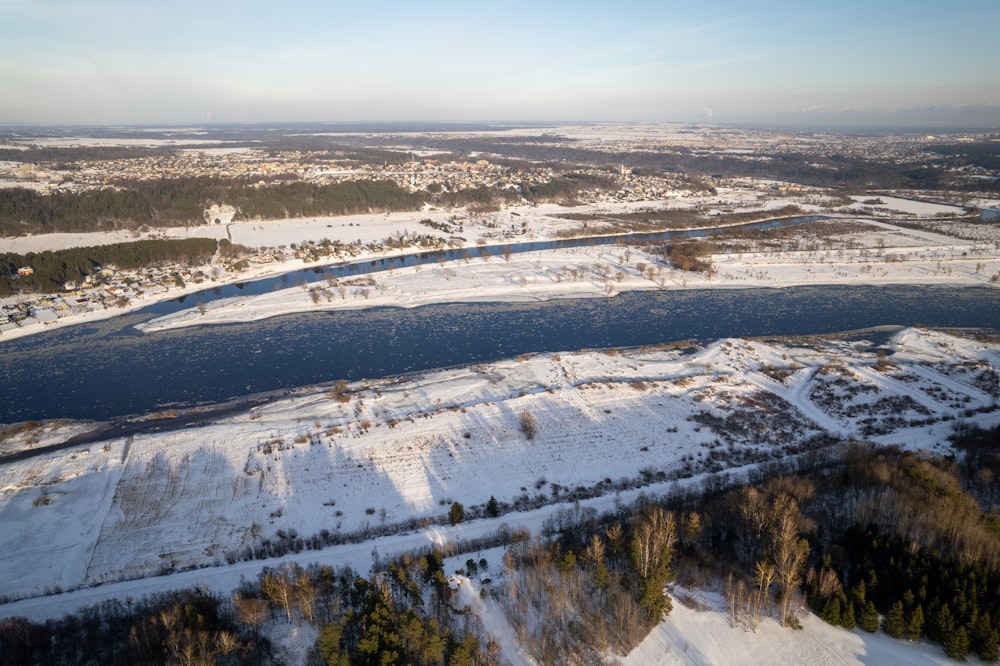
(1, 0, 998, 128)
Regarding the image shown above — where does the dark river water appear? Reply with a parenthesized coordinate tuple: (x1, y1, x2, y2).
(2, 284, 999, 423)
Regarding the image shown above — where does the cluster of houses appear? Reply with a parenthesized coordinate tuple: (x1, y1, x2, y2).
(2, 145, 693, 206)
(0, 149, 318, 194)
(1, 265, 209, 335)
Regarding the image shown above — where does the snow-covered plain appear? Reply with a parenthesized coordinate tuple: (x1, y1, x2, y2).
(1, 326, 999, 665)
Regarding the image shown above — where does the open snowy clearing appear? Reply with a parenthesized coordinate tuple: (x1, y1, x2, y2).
(623, 587, 960, 666)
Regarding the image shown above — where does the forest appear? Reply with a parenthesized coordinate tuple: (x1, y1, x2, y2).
(0, 179, 428, 236)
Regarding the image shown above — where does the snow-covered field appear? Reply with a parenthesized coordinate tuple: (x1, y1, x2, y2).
(1, 329, 997, 631)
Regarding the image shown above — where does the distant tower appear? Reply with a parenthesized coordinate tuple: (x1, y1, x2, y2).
(620, 163, 626, 177)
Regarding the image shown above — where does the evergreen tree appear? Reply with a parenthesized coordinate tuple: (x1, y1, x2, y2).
(849, 580, 867, 607)
(932, 604, 956, 644)
(485, 496, 500, 518)
(592, 561, 612, 590)
(980, 630, 1000, 663)
(317, 622, 348, 666)
(821, 596, 841, 626)
(973, 614, 1000, 663)
(882, 601, 906, 639)
(906, 604, 925, 641)
(840, 598, 856, 630)
(859, 601, 880, 633)
(448, 502, 465, 525)
(944, 626, 971, 662)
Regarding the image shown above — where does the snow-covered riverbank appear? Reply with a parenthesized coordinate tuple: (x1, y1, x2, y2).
(135, 216, 1000, 334)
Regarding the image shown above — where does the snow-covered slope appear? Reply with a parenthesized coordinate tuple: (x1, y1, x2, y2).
(1, 327, 998, 608)
(625, 588, 959, 666)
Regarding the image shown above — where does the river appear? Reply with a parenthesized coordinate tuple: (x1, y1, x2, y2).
(2, 284, 998, 423)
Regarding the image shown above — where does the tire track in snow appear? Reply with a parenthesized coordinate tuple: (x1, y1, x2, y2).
(906, 365, 995, 408)
(851, 366, 946, 415)
(745, 367, 845, 438)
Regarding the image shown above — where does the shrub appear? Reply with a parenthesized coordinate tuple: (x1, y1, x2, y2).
(519, 409, 537, 441)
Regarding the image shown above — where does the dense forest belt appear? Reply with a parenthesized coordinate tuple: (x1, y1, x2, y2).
(0, 238, 219, 295)
(0, 173, 614, 237)
(0, 178, 425, 236)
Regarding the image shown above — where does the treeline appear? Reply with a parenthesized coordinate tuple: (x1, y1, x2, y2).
(409, 135, 1000, 192)
(0, 238, 217, 295)
(0, 489, 684, 665)
(0, 175, 569, 237)
(0, 552, 502, 665)
(809, 525, 1000, 661)
(928, 143, 1000, 172)
(530, 429, 1000, 662)
(227, 179, 425, 221)
(434, 184, 520, 209)
(0, 187, 156, 235)
(0, 146, 175, 164)
(0, 588, 268, 665)
(0, 178, 432, 236)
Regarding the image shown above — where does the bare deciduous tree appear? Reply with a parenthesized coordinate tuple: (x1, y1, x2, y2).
(771, 501, 809, 626)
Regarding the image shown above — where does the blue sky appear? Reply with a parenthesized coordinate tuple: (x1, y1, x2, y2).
(1, 0, 998, 127)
